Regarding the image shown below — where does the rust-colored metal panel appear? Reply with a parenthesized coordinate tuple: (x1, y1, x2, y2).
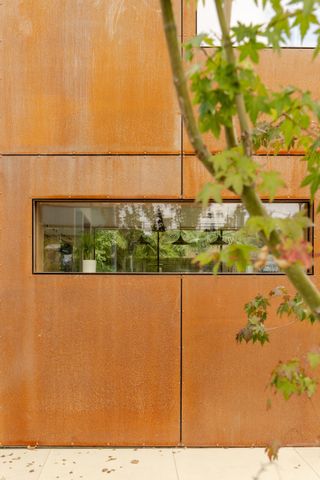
(182, 4, 320, 153)
(183, 126, 225, 155)
(0, 1, 181, 154)
(183, 155, 309, 199)
(183, 0, 196, 40)
(0, 156, 181, 445)
(182, 276, 320, 446)
(0, 276, 180, 446)
(256, 49, 320, 98)
(2, 155, 181, 198)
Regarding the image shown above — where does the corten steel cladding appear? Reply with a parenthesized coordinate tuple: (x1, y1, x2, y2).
(0, 0, 181, 154)
(1, 0, 320, 447)
(0, 274, 181, 446)
(0, 156, 181, 446)
(183, 156, 310, 199)
(182, 276, 320, 446)
(182, 2, 320, 153)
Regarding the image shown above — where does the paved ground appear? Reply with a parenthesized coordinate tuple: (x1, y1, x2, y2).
(0, 447, 320, 479)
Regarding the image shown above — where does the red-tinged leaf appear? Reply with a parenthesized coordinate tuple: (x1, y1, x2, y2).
(265, 441, 281, 462)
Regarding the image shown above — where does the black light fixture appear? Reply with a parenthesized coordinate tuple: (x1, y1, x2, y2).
(137, 233, 151, 245)
(209, 229, 228, 247)
(151, 207, 166, 272)
(171, 231, 191, 245)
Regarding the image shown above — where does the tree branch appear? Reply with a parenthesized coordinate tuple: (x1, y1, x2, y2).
(160, 0, 213, 174)
(159, 0, 320, 315)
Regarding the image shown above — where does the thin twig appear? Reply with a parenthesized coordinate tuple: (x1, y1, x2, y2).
(266, 319, 298, 332)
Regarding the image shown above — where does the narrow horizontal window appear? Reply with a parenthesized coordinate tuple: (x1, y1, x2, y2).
(33, 200, 310, 275)
(197, 0, 318, 48)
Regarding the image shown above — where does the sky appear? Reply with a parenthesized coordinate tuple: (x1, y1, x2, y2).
(197, 0, 318, 47)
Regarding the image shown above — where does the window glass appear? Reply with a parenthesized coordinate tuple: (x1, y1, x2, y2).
(197, 0, 318, 47)
(34, 201, 308, 274)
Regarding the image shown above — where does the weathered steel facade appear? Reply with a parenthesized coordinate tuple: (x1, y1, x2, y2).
(1, 0, 320, 446)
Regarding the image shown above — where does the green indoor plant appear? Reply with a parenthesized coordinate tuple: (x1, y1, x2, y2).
(80, 232, 96, 273)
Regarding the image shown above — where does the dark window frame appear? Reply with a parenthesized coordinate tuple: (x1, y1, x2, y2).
(32, 198, 314, 276)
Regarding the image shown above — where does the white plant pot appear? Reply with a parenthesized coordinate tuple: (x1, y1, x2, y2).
(83, 259, 96, 273)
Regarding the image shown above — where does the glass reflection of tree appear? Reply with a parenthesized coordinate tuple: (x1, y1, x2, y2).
(96, 201, 303, 274)
(131, 204, 184, 272)
(95, 202, 254, 273)
(137, 206, 195, 272)
(201, 204, 247, 273)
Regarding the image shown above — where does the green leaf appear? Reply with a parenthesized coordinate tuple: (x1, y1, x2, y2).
(300, 151, 320, 200)
(276, 211, 311, 240)
(258, 171, 286, 201)
(221, 244, 257, 272)
(238, 42, 259, 63)
(270, 359, 318, 400)
(196, 182, 223, 207)
(308, 352, 320, 370)
(225, 174, 244, 195)
(304, 376, 317, 398)
(194, 249, 220, 268)
(183, 34, 214, 61)
(246, 216, 277, 239)
(186, 63, 202, 77)
(212, 151, 230, 173)
(236, 292, 270, 346)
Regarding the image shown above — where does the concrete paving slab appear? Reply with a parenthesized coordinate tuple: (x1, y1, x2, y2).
(38, 448, 178, 480)
(0, 448, 50, 480)
(294, 447, 320, 478)
(1, 447, 320, 480)
(173, 447, 320, 480)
